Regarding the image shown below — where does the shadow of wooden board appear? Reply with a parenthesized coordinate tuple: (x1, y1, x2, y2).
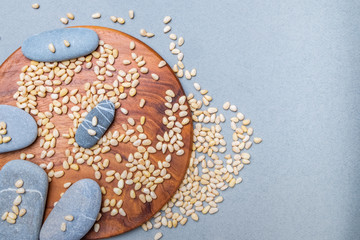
(0, 26, 192, 239)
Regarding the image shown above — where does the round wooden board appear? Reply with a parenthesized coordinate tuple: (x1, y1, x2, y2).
(0, 26, 192, 239)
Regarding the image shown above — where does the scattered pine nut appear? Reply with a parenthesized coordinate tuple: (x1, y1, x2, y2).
(88, 129, 96, 136)
(171, 48, 180, 54)
(2, 136, 11, 143)
(151, 73, 159, 81)
(117, 17, 125, 24)
(158, 60, 166, 68)
(1, 212, 8, 221)
(193, 83, 201, 91)
(61, 222, 66, 232)
(48, 43, 56, 53)
(13, 195, 21, 206)
(163, 25, 171, 33)
(178, 37, 184, 46)
(185, 70, 191, 80)
(169, 34, 177, 40)
(12, 205, 19, 214)
(163, 16, 171, 24)
(110, 16, 117, 23)
(94, 223, 100, 232)
(140, 29, 147, 37)
(130, 41, 136, 50)
(129, 10, 134, 19)
(169, 42, 175, 51)
(243, 119, 251, 125)
(237, 112, 245, 120)
(6, 218, 15, 224)
(54, 171, 64, 178)
(230, 105, 237, 112)
(139, 99, 146, 108)
(19, 209, 26, 217)
(223, 102, 230, 110)
(146, 32, 155, 38)
(32, 3, 39, 9)
(254, 137, 262, 144)
(15, 179, 23, 188)
(16, 188, 25, 194)
(154, 232, 163, 240)
(92, 13, 101, 19)
(67, 13, 74, 20)
(60, 18, 68, 25)
(191, 213, 199, 221)
(92, 116, 98, 126)
(63, 40, 70, 47)
(215, 196, 224, 203)
(64, 215, 74, 221)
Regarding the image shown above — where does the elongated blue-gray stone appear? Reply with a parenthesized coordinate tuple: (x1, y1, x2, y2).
(39, 179, 101, 240)
(75, 100, 115, 148)
(22, 28, 99, 62)
(0, 105, 37, 153)
(0, 160, 48, 240)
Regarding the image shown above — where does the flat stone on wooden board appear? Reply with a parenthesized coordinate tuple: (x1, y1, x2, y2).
(0, 105, 37, 153)
(75, 100, 115, 149)
(21, 28, 99, 62)
(39, 179, 102, 240)
(0, 160, 48, 240)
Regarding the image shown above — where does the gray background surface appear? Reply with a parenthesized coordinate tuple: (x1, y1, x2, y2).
(1, 0, 360, 239)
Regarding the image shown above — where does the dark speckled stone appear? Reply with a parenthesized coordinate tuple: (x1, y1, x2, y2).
(75, 100, 115, 149)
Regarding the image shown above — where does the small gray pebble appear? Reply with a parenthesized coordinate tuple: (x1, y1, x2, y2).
(75, 100, 115, 149)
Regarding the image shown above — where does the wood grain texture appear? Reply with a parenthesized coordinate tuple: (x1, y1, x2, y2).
(0, 26, 192, 239)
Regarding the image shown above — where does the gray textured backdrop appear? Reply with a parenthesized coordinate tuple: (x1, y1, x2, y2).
(1, 0, 360, 239)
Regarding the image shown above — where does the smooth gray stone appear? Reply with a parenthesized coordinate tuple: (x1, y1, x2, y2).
(0, 105, 37, 153)
(40, 179, 101, 240)
(0, 160, 48, 240)
(75, 100, 115, 148)
(22, 28, 99, 62)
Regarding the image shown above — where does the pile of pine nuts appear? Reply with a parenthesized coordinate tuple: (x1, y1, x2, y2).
(1, 179, 27, 224)
(14, 37, 190, 234)
(0, 121, 11, 144)
(15, 9, 262, 240)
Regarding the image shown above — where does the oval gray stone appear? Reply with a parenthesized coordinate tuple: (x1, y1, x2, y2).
(0, 160, 48, 240)
(75, 100, 115, 149)
(39, 179, 101, 240)
(0, 105, 37, 153)
(22, 28, 99, 62)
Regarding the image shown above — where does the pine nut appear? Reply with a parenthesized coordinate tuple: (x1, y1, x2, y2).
(129, 10, 134, 19)
(48, 43, 55, 53)
(60, 18, 68, 25)
(67, 13, 74, 20)
(92, 13, 101, 19)
(63, 40, 70, 47)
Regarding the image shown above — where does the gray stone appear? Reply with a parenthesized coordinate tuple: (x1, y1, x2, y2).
(0, 105, 37, 153)
(39, 179, 101, 240)
(0, 160, 48, 240)
(75, 100, 115, 149)
(22, 28, 99, 62)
